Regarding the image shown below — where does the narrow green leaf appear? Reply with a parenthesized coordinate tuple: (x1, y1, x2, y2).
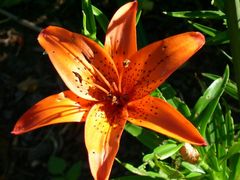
(223, 101, 235, 146)
(189, 21, 218, 37)
(197, 66, 229, 136)
(115, 159, 162, 178)
(154, 143, 183, 160)
(182, 162, 205, 174)
(82, 0, 96, 39)
(154, 161, 184, 178)
(192, 74, 226, 120)
(172, 97, 191, 118)
(185, 172, 204, 178)
(92, 5, 109, 33)
(212, 104, 227, 147)
(229, 154, 240, 179)
(221, 143, 240, 162)
(124, 123, 163, 149)
(112, 176, 156, 180)
(202, 73, 238, 100)
(205, 145, 221, 171)
(163, 10, 226, 19)
(159, 83, 176, 100)
(207, 31, 229, 45)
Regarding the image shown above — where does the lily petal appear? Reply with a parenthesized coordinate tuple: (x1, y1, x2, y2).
(85, 103, 128, 180)
(105, 1, 137, 74)
(122, 32, 205, 100)
(127, 95, 207, 146)
(12, 91, 93, 135)
(38, 26, 118, 101)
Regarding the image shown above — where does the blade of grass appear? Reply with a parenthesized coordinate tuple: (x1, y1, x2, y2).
(91, 5, 109, 33)
(163, 10, 226, 19)
(195, 66, 229, 136)
(82, 0, 96, 39)
(202, 73, 238, 100)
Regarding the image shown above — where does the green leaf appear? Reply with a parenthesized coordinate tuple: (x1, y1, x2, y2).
(151, 88, 165, 99)
(202, 73, 238, 100)
(82, 0, 97, 39)
(207, 31, 229, 45)
(221, 143, 240, 162)
(154, 161, 184, 178)
(163, 10, 226, 19)
(92, 5, 109, 33)
(197, 66, 229, 136)
(124, 123, 163, 149)
(48, 156, 66, 175)
(189, 21, 218, 37)
(223, 102, 235, 146)
(185, 172, 204, 178)
(171, 97, 191, 118)
(211, 0, 225, 12)
(116, 159, 162, 178)
(204, 145, 221, 172)
(192, 78, 225, 120)
(66, 161, 81, 180)
(212, 104, 227, 147)
(153, 143, 183, 160)
(112, 176, 157, 180)
(159, 83, 176, 100)
(229, 154, 240, 180)
(182, 162, 205, 174)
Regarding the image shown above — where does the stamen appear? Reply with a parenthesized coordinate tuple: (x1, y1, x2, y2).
(123, 59, 131, 68)
(112, 82, 118, 93)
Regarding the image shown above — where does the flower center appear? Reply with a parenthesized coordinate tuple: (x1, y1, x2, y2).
(106, 93, 129, 107)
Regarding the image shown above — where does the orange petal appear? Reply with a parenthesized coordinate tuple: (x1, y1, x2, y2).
(12, 91, 93, 135)
(85, 103, 128, 180)
(127, 96, 207, 146)
(122, 32, 205, 100)
(38, 26, 118, 101)
(105, 1, 137, 74)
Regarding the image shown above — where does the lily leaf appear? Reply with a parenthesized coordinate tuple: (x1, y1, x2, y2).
(92, 5, 109, 33)
(189, 21, 218, 37)
(153, 143, 183, 160)
(112, 176, 157, 180)
(154, 161, 184, 178)
(202, 73, 238, 100)
(192, 66, 229, 121)
(220, 143, 240, 162)
(124, 123, 163, 149)
(116, 159, 163, 178)
(196, 66, 229, 136)
(189, 22, 229, 45)
(182, 161, 205, 174)
(163, 10, 226, 19)
(82, 0, 97, 39)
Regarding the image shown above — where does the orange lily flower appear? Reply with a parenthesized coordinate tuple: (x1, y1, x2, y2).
(12, 1, 206, 179)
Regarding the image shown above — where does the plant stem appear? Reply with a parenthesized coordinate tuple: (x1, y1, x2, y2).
(0, 8, 42, 32)
(225, 0, 240, 104)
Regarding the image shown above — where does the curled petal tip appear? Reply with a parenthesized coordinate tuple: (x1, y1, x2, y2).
(191, 32, 205, 47)
(194, 138, 208, 146)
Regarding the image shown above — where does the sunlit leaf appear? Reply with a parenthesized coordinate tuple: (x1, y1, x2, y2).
(124, 123, 163, 149)
(163, 10, 226, 19)
(202, 73, 238, 100)
(92, 5, 109, 33)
